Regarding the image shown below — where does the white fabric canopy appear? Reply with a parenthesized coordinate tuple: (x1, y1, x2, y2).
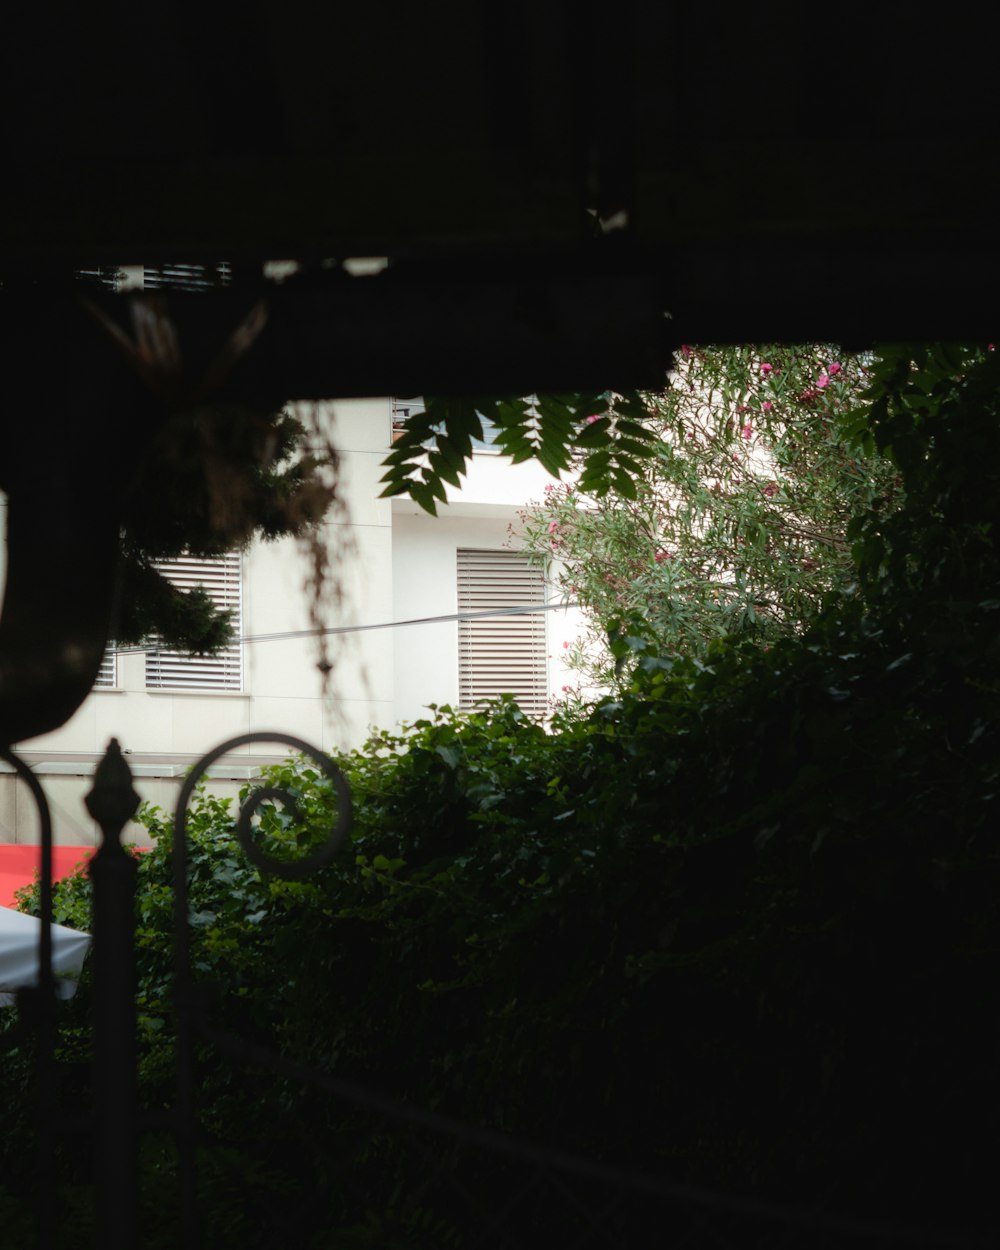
(0, 906, 91, 1006)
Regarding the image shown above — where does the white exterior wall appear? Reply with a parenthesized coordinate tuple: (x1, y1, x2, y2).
(388, 431, 582, 728)
(1, 406, 586, 846)
(391, 508, 581, 725)
(1, 399, 395, 846)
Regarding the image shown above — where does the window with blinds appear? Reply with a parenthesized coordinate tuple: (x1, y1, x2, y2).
(145, 553, 243, 691)
(457, 549, 548, 717)
(93, 647, 117, 688)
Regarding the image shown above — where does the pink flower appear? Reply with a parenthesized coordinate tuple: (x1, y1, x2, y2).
(828, 361, 842, 376)
(760, 401, 773, 413)
(543, 484, 553, 493)
(989, 344, 996, 352)
(763, 483, 778, 497)
(742, 424, 753, 439)
(585, 414, 600, 425)
(681, 344, 692, 357)
(816, 373, 830, 389)
(547, 521, 559, 534)
(561, 685, 571, 693)
(760, 362, 773, 375)
(655, 550, 672, 563)
(737, 404, 750, 414)
(562, 640, 570, 649)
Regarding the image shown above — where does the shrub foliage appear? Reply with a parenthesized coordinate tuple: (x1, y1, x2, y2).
(520, 344, 902, 689)
(4, 343, 1000, 1246)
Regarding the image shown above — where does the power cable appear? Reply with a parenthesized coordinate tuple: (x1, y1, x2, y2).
(112, 601, 577, 653)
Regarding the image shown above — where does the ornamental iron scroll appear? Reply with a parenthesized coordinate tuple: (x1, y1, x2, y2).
(173, 731, 352, 886)
(171, 731, 352, 1247)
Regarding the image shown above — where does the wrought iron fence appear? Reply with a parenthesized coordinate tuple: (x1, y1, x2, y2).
(2, 736, 992, 1250)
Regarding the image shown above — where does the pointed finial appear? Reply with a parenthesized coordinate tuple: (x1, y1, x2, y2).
(86, 738, 140, 846)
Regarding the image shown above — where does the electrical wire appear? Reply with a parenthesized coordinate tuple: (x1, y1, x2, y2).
(112, 601, 577, 653)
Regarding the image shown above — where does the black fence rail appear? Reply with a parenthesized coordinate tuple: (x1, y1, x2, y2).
(4, 736, 992, 1250)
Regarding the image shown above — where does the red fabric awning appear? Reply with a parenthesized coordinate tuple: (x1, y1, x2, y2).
(0, 846, 94, 908)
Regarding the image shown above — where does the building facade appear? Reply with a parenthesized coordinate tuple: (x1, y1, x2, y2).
(0, 398, 582, 850)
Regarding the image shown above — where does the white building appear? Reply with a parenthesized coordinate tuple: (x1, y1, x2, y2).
(0, 397, 583, 855)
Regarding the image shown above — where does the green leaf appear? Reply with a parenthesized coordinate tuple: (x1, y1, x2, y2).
(536, 443, 569, 478)
(611, 470, 638, 500)
(408, 483, 438, 515)
(613, 419, 654, 441)
(575, 418, 611, 447)
(436, 435, 470, 475)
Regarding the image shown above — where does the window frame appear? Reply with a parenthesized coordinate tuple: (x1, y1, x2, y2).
(144, 551, 244, 692)
(456, 548, 548, 717)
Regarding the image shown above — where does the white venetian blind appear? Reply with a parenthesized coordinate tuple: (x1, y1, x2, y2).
(457, 549, 548, 717)
(145, 553, 242, 691)
(93, 647, 117, 689)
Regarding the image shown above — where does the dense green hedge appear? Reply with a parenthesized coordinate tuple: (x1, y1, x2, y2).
(4, 343, 1000, 1246)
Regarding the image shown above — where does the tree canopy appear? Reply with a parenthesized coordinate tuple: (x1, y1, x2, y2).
(518, 344, 902, 691)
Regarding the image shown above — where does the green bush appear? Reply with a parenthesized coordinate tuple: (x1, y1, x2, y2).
(5, 343, 1000, 1244)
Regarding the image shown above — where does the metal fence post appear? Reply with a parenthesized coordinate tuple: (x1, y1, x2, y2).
(0, 745, 58, 1250)
(86, 738, 141, 1250)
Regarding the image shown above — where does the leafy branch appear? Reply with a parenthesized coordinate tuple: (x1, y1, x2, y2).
(379, 392, 657, 514)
